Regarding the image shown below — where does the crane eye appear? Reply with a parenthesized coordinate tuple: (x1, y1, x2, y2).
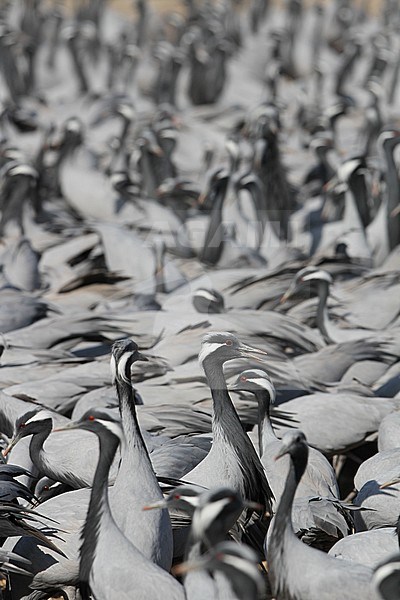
(174, 493, 181, 500)
(225, 339, 233, 346)
(43, 485, 49, 491)
(19, 423, 26, 429)
(88, 415, 95, 421)
(240, 375, 247, 382)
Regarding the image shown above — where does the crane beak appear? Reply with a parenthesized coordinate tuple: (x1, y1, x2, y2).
(323, 175, 338, 193)
(2, 433, 23, 458)
(279, 282, 297, 304)
(274, 446, 289, 461)
(279, 290, 291, 304)
(52, 422, 79, 433)
(198, 191, 208, 206)
(380, 477, 400, 490)
(2, 443, 14, 459)
(390, 205, 400, 218)
(238, 343, 268, 362)
(243, 499, 265, 512)
(136, 352, 149, 362)
(151, 143, 164, 157)
(172, 556, 208, 577)
(142, 499, 168, 511)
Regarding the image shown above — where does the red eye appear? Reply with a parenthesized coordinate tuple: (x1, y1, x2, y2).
(88, 415, 95, 421)
(225, 339, 233, 346)
(43, 485, 49, 491)
(19, 423, 26, 429)
(240, 375, 247, 382)
(174, 494, 181, 500)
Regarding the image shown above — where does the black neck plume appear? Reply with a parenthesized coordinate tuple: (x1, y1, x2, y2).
(203, 357, 273, 512)
(116, 377, 147, 452)
(28, 421, 52, 465)
(255, 389, 272, 457)
(272, 444, 308, 542)
(79, 429, 120, 587)
(316, 280, 333, 344)
(203, 357, 246, 436)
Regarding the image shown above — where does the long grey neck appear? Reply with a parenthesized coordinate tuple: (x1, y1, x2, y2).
(315, 280, 334, 344)
(255, 390, 275, 457)
(185, 536, 203, 562)
(316, 146, 335, 182)
(200, 178, 228, 265)
(202, 359, 246, 442)
(202, 357, 273, 513)
(349, 168, 370, 228)
(271, 449, 306, 545)
(80, 431, 119, 585)
(384, 141, 400, 250)
(31, 422, 90, 489)
(336, 44, 359, 96)
(116, 379, 149, 457)
(29, 423, 52, 467)
(120, 117, 131, 149)
(184, 537, 217, 600)
(388, 50, 400, 103)
(0, 393, 26, 437)
(113, 377, 161, 500)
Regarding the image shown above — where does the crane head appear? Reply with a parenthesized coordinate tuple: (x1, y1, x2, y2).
(199, 332, 268, 367)
(280, 267, 332, 304)
(3, 410, 53, 458)
(110, 338, 148, 385)
(275, 430, 308, 461)
(230, 369, 276, 404)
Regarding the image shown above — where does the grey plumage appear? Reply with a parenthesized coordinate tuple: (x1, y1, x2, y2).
(183, 332, 273, 518)
(268, 430, 380, 600)
(0, 2, 399, 599)
(373, 553, 400, 600)
(329, 527, 400, 568)
(58, 416, 184, 600)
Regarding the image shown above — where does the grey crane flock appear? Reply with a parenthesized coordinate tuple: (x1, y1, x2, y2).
(0, 0, 400, 599)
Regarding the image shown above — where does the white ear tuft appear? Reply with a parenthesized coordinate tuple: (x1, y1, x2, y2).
(110, 354, 117, 384)
(198, 342, 225, 365)
(195, 290, 218, 302)
(96, 419, 124, 444)
(192, 497, 231, 539)
(25, 411, 54, 425)
(302, 270, 332, 285)
(248, 378, 276, 403)
(117, 352, 132, 383)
